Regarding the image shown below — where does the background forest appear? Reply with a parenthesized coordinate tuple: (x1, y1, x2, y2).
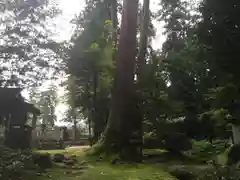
(1, 0, 240, 179)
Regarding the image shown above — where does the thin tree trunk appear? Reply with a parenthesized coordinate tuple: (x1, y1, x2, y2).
(69, 75, 77, 142)
(101, 0, 139, 161)
(138, 0, 150, 76)
(88, 113, 92, 146)
(136, 0, 150, 161)
(31, 114, 37, 148)
(42, 99, 48, 138)
(85, 79, 93, 146)
(92, 70, 99, 143)
(110, 0, 118, 71)
(71, 106, 77, 142)
(72, 119, 77, 141)
(232, 124, 240, 144)
(111, 0, 118, 48)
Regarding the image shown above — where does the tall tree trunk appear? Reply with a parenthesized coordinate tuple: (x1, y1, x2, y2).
(88, 112, 92, 146)
(73, 118, 77, 141)
(85, 79, 93, 146)
(31, 114, 37, 148)
(136, 0, 150, 160)
(92, 70, 99, 143)
(138, 0, 150, 76)
(101, 0, 139, 161)
(232, 124, 240, 144)
(71, 105, 77, 142)
(42, 98, 49, 138)
(69, 76, 77, 142)
(111, 0, 118, 48)
(110, 0, 118, 71)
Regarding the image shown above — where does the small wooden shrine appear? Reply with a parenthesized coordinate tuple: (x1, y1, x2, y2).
(0, 88, 40, 149)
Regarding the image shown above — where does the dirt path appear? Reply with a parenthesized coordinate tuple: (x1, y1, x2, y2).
(67, 146, 90, 150)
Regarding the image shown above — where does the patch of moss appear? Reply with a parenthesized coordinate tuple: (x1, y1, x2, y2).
(36, 147, 176, 180)
(43, 163, 176, 180)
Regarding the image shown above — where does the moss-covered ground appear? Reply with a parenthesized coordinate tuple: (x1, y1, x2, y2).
(32, 147, 176, 180)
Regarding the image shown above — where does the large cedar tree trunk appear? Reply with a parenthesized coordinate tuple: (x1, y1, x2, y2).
(100, 0, 139, 161)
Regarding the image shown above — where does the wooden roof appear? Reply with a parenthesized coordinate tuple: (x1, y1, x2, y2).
(0, 88, 40, 115)
(0, 88, 22, 100)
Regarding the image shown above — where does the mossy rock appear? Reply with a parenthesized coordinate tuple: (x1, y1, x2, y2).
(32, 152, 52, 169)
(52, 153, 65, 163)
(169, 166, 195, 180)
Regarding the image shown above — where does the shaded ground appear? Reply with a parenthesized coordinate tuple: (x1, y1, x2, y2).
(34, 147, 176, 180)
(43, 162, 176, 180)
(31, 145, 218, 180)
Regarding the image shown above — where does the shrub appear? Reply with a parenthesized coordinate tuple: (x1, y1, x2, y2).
(190, 140, 215, 160)
(197, 166, 240, 180)
(0, 146, 52, 179)
(189, 140, 229, 162)
(0, 148, 34, 179)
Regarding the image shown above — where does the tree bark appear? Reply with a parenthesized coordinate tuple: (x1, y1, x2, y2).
(85, 79, 93, 146)
(88, 114, 92, 145)
(136, 0, 150, 160)
(138, 0, 150, 77)
(69, 76, 77, 142)
(71, 107, 77, 142)
(31, 114, 37, 148)
(73, 118, 77, 141)
(92, 70, 99, 143)
(100, 0, 139, 161)
(232, 124, 240, 144)
(111, 0, 118, 48)
(110, 0, 118, 70)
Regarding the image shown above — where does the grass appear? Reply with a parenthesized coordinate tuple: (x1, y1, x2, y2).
(34, 147, 176, 180)
(44, 163, 176, 180)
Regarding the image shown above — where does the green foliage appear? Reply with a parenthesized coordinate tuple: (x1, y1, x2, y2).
(189, 140, 229, 162)
(0, 0, 62, 87)
(197, 166, 240, 180)
(158, 0, 198, 53)
(141, 0, 210, 141)
(63, 0, 115, 142)
(29, 85, 58, 126)
(190, 140, 216, 160)
(0, 0, 48, 12)
(0, 146, 48, 179)
(198, 0, 240, 125)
